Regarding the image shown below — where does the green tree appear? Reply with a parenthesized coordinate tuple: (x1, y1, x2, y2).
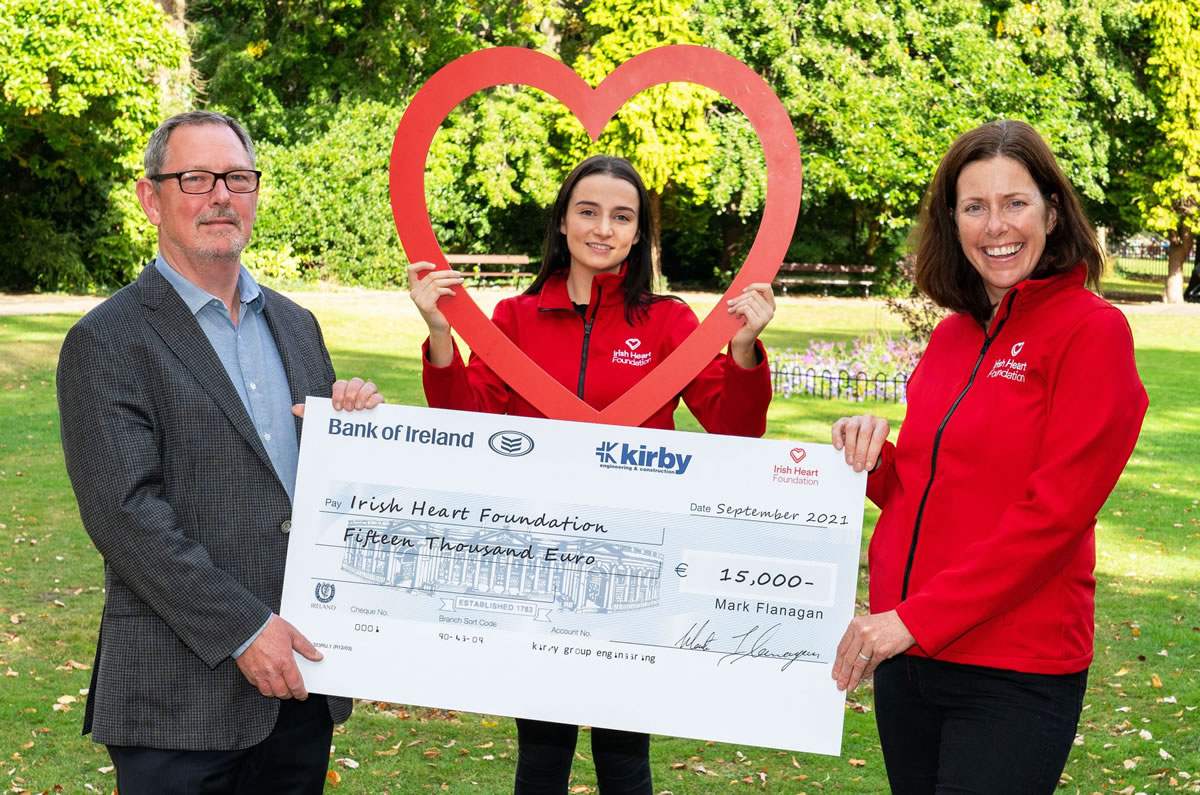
(1129, 0, 1200, 303)
(0, 0, 188, 290)
(190, 0, 558, 144)
(560, 0, 719, 286)
(426, 86, 562, 260)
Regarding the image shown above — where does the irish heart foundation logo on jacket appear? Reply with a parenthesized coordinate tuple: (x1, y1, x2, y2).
(988, 341, 1029, 383)
(612, 339, 652, 367)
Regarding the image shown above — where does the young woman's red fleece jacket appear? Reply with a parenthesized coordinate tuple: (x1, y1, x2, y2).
(422, 268, 772, 436)
(867, 264, 1147, 674)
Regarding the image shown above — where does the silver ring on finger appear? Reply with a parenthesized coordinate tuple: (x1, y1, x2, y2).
(858, 652, 872, 662)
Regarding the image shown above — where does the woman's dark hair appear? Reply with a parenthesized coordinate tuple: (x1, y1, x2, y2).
(913, 119, 1103, 324)
(526, 154, 671, 323)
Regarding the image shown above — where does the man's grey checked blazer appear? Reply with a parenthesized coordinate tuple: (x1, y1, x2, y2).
(57, 263, 353, 750)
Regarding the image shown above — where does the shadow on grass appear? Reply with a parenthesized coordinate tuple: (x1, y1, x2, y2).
(0, 314, 79, 377)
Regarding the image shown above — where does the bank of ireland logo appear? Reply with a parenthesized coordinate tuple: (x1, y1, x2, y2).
(625, 337, 641, 350)
(314, 582, 336, 603)
(1011, 341, 1025, 356)
(595, 441, 619, 464)
(488, 430, 535, 457)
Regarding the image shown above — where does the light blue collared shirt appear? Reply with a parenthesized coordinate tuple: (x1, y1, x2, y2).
(154, 254, 297, 657)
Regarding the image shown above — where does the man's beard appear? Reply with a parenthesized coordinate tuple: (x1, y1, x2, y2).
(188, 210, 250, 261)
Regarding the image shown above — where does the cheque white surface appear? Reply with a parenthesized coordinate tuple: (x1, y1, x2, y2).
(281, 399, 866, 755)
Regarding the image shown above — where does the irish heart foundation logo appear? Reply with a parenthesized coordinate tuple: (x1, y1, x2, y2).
(789, 448, 806, 464)
(390, 46, 802, 426)
(625, 338, 642, 350)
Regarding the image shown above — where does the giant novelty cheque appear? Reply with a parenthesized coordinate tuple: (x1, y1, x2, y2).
(280, 400, 865, 755)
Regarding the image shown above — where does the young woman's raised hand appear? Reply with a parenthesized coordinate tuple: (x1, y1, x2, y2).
(727, 282, 776, 368)
(408, 261, 463, 335)
(408, 261, 464, 367)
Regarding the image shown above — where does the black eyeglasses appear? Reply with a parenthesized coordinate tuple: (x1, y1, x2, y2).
(149, 169, 262, 194)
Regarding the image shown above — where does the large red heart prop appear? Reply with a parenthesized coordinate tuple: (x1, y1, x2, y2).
(390, 45, 802, 426)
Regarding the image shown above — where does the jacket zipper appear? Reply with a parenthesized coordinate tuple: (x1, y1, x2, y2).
(900, 291, 1016, 600)
(576, 285, 600, 398)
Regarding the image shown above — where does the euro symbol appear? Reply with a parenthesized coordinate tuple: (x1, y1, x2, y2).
(674, 563, 688, 577)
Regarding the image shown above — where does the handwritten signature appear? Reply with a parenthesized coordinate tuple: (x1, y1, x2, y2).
(674, 621, 819, 671)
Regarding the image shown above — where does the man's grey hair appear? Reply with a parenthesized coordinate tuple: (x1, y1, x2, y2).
(143, 110, 256, 177)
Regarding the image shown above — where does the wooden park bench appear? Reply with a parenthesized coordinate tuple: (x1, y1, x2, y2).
(444, 253, 533, 284)
(772, 262, 877, 297)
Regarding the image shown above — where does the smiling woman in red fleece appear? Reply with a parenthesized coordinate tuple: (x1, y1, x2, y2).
(830, 120, 1147, 795)
(408, 154, 774, 794)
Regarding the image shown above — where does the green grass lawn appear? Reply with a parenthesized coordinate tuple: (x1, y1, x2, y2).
(0, 291, 1196, 794)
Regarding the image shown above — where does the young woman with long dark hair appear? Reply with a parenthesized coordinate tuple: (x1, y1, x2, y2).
(409, 154, 776, 792)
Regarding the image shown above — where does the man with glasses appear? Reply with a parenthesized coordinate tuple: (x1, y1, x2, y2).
(57, 111, 380, 793)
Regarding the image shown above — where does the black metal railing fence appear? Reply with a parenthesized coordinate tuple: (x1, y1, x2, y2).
(771, 361, 909, 403)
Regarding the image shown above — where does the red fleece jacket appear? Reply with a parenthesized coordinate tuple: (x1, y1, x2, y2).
(867, 265, 1147, 674)
(422, 269, 771, 436)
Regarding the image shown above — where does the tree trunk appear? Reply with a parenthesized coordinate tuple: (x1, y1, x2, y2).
(154, 0, 192, 115)
(720, 213, 745, 276)
(1164, 221, 1193, 304)
(649, 190, 664, 293)
(864, 216, 881, 259)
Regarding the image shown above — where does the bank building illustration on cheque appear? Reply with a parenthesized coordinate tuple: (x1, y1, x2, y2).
(340, 517, 664, 615)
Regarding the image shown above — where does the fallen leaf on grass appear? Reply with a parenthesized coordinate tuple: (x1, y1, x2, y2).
(1160, 747, 1174, 760)
(54, 660, 89, 672)
(1151, 673, 1163, 688)
(848, 759, 866, 767)
(476, 741, 493, 749)
(97, 765, 113, 773)
(669, 763, 686, 770)
(374, 749, 398, 756)
(569, 787, 593, 794)
(1113, 666, 1131, 677)
(1139, 729, 1153, 740)
(423, 749, 441, 759)
(334, 757, 358, 769)
(326, 770, 340, 787)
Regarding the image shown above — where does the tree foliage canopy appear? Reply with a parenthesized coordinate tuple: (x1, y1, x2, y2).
(0, 0, 187, 290)
(2, 0, 1194, 297)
